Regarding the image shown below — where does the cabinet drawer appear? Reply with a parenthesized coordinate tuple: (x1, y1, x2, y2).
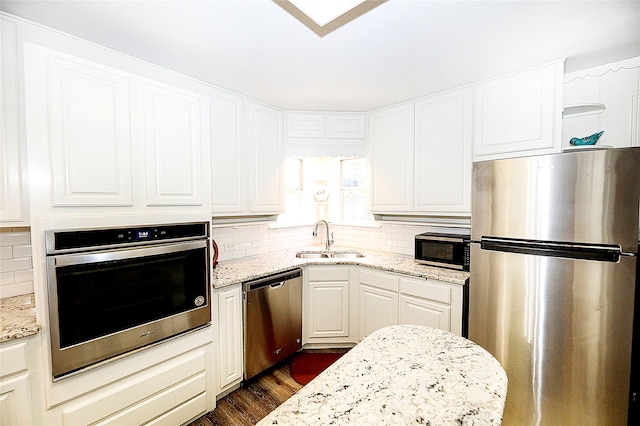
(62, 349, 207, 425)
(95, 373, 206, 426)
(146, 392, 207, 426)
(0, 342, 27, 377)
(359, 269, 399, 292)
(307, 266, 349, 281)
(399, 278, 452, 304)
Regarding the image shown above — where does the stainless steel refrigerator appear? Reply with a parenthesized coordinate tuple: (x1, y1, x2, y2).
(469, 147, 640, 424)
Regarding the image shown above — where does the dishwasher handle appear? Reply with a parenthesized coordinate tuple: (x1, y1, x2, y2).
(244, 268, 301, 292)
(270, 281, 285, 289)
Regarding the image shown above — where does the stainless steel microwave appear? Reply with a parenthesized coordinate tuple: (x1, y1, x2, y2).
(414, 232, 470, 271)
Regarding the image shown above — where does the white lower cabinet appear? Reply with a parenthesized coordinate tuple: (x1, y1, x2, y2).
(358, 269, 399, 338)
(358, 268, 465, 340)
(215, 284, 244, 393)
(399, 276, 463, 336)
(303, 266, 356, 345)
(0, 338, 35, 426)
(304, 266, 465, 344)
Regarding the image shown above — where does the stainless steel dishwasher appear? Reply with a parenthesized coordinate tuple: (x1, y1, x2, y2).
(243, 269, 302, 380)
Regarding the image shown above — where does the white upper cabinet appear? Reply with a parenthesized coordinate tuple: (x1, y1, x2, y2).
(200, 87, 284, 217)
(286, 113, 325, 138)
(23, 43, 210, 213)
(414, 88, 472, 214)
(284, 111, 367, 157)
(143, 81, 207, 206)
(248, 101, 284, 213)
(369, 103, 415, 212)
(198, 85, 246, 214)
(1, 16, 28, 224)
(473, 61, 563, 161)
(286, 112, 366, 140)
(327, 114, 366, 139)
(46, 52, 134, 206)
(370, 89, 472, 216)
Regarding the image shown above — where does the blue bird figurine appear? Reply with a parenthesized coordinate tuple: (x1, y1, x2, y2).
(569, 131, 604, 146)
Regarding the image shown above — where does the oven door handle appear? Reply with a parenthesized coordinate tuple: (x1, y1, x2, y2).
(49, 240, 208, 266)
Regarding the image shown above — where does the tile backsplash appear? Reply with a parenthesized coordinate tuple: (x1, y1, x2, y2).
(0, 222, 471, 296)
(0, 227, 34, 298)
(212, 222, 469, 261)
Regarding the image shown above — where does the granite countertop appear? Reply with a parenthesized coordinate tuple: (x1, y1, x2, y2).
(0, 293, 39, 343)
(212, 247, 470, 288)
(0, 248, 469, 343)
(259, 324, 508, 425)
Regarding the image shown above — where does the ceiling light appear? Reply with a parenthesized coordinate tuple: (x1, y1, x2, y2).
(287, 0, 368, 27)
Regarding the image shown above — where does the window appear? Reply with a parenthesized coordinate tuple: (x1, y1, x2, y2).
(340, 158, 370, 223)
(279, 157, 371, 226)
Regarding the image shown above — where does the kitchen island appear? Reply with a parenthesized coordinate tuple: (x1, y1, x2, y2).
(258, 324, 507, 425)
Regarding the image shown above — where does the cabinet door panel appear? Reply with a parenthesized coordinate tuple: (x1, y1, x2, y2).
(327, 114, 365, 139)
(370, 103, 414, 212)
(414, 88, 472, 213)
(248, 102, 283, 213)
(48, 54, 133, 206)
(473, 62, 562, 160)
(308, 282, 349, 338)
(204, 87, 245, 213)
(359, 284, 398, 338)
(286, 113, 324, 138)
(144, 83, 204, 206)
(217, 285, 243, 388)
(0, 374, 32, 426)
(399, 294, 451, 331)
(1, 17, 26, 222)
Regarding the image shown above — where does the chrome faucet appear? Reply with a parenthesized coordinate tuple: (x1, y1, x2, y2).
(313, 220, 334, 251)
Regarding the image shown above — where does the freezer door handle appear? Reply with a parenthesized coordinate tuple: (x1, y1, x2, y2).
(480, 237, 623, 262)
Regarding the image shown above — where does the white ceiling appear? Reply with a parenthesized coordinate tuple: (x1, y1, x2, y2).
(2, 0, 640, 111)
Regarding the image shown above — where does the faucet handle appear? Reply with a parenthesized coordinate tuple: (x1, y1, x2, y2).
(329, 232, 334, 245)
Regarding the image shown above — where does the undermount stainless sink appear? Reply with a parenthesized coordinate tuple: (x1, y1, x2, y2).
(295, 251, 365, 259)
(331, 252, 365, 258)
(295, 252, 329, 258)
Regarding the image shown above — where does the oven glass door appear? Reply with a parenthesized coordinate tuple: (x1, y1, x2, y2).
(50, 241, 208, 350)
(48, 240, 209, 368)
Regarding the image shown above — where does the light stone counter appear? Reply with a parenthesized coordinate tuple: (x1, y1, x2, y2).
(0, 293, 39, 342)
(0, 249, 468, 342)
(212, 247, 470, 288)
(259, 324, 507, 425)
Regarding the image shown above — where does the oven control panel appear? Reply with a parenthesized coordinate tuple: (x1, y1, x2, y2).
(46, 222, 209, 254)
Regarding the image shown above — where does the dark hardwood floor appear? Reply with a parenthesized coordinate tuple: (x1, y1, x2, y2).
(190, 349, 349, 425)
(189, 361, 302, 426)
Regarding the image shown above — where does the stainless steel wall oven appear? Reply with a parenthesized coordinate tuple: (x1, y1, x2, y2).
(46, 222, 211, 379)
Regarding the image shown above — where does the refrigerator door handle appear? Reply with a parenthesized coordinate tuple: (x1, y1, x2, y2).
(480, 237, 623, 262)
